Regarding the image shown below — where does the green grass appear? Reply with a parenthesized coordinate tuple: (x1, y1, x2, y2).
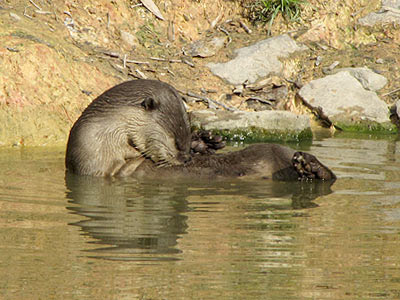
(247, 0, 304, 33)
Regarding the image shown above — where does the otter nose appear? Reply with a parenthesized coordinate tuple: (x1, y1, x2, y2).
(178, 152, 192, 164)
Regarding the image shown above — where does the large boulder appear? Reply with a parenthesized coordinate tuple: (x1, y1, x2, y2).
(207, 34, 307, 85)
(190, 110, 312, 142)
(358, 0, 400, 26)
(298, 70, 395, 132)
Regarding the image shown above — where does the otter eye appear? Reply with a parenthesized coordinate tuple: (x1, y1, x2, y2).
(141, 97, 159, 111)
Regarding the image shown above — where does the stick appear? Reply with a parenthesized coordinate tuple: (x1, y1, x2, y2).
(136, 69, 147, 79)
(23, 6, 33, 19)
(382, 87, 400, 97)
(29, 0, 41, 10)
(123, 54, 127, 68)
(125, 59, 150, 65)
(186, 91, 237, 111)
(218, 26, 232, 45)
(239, 20, 252, 34)
(150, 57, 167, 61)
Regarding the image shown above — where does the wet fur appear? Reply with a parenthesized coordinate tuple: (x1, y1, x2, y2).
(66, 80, 191, 176)
(134, 144, 336, 181)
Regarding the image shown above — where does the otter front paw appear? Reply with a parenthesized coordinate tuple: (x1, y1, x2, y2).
(292, 151, 336, 181)
(191, 130, 226, 155)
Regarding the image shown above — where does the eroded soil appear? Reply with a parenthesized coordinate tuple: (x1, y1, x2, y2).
(1, 0, 399, 146)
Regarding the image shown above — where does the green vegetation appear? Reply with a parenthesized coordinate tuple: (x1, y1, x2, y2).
(247, 0, 304, 32)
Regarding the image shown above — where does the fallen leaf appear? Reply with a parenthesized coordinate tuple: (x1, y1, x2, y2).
(140, 0, 165, 20)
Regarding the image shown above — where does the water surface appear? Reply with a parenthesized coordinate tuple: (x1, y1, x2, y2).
(1, 135, 400, 299)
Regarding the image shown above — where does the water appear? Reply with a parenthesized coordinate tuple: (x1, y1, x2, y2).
(1, 135, 400, 299)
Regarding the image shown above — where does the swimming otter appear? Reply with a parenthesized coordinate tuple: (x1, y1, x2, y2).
(66, 79, 192, 176)
(66, 79, 335, 181)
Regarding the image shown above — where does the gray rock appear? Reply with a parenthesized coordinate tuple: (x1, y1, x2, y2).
(396, 100, 400, 119)
(185, 36, 226, 58)
(207, 34, 307, 85)
(332, 67, 387, 91)
(190, 109, 311, 141)
(299, 71, 391, 127)
(9, 12, 21, 21)
(120, 30, 138, 48)
(359, 0, 400, 26)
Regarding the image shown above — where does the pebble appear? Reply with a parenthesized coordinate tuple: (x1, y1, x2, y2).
(9, 12, 21, 21)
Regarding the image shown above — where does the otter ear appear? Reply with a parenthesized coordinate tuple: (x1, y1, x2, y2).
(141, 97, 159, 111)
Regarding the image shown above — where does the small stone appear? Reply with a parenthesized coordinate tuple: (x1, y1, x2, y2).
(185, 36, 226, 58)
(396, 100, 400, 119)
(10, 12, 21, 21)
(315, 56, 323, 66)
(120, 30, 138, 48)
(233, 85, 244, 95)
(376, 58, 384, 64)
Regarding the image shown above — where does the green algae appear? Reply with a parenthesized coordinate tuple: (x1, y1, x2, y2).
(192, 126, 313, 143)
(334, 121, 398, 134)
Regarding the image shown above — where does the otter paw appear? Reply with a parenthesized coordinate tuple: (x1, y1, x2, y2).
(292, 151, 335, 181)
(191, 130, 226, 154)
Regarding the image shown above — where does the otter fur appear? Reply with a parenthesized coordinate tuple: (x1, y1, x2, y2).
(134, 143, 336, 181)
(66, 79, 191, 176)
(66, 79, 335, 181)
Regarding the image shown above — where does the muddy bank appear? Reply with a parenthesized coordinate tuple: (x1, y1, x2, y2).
(1, 0, 399, 146)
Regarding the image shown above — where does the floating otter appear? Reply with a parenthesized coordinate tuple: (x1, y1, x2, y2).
(66, 79, 336, 181)
(132, 143, 336, 181)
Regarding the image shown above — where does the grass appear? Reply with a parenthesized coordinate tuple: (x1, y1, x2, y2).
(247, 0, 304, 33)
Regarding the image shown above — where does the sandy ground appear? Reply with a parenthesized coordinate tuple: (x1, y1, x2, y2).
(1, 0, 398, 146)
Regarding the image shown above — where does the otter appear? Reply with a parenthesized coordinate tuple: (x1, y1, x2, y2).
(133, 143, 336, 181)
(66, 79, 336, 181)
(66, 79, 192, 176)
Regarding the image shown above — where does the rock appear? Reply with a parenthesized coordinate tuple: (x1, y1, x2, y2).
(322, 61, 340, 74)
(120, 30, 138, 48)
(9, 12, 21, 22)
(396, 100, 400, 119)
(245, 85, 288, 111)
(207, 34, 307, 85)
(332, 67, 387, 91)
(358, 0, 400, 26)
(185, 36, 226, 58)
(298, 71, 394, 131)
(190, 110, 311, 142)
(245, 98, 273, 111)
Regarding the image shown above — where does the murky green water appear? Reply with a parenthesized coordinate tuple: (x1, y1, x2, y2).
(1, 135, 400, 299)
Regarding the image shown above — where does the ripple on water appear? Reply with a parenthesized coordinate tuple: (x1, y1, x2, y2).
(1, 138, 400, 299)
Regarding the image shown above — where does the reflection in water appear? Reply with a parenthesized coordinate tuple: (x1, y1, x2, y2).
(4, 137, 400, 299)
(65, 174, 189, 260)
(65, 173, 334, 261)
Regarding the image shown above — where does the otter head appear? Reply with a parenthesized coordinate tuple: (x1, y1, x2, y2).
(122, 80, 192, 167)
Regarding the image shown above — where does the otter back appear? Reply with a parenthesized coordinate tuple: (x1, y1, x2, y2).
(65, 79, 191, 176)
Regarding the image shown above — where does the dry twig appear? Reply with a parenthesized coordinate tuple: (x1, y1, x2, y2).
(186, 91, 237, 111)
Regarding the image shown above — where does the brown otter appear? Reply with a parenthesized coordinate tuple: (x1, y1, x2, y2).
(66, 79, 335, 181)
(134, 143, 336, 181)
(66, 79, 192, 176)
